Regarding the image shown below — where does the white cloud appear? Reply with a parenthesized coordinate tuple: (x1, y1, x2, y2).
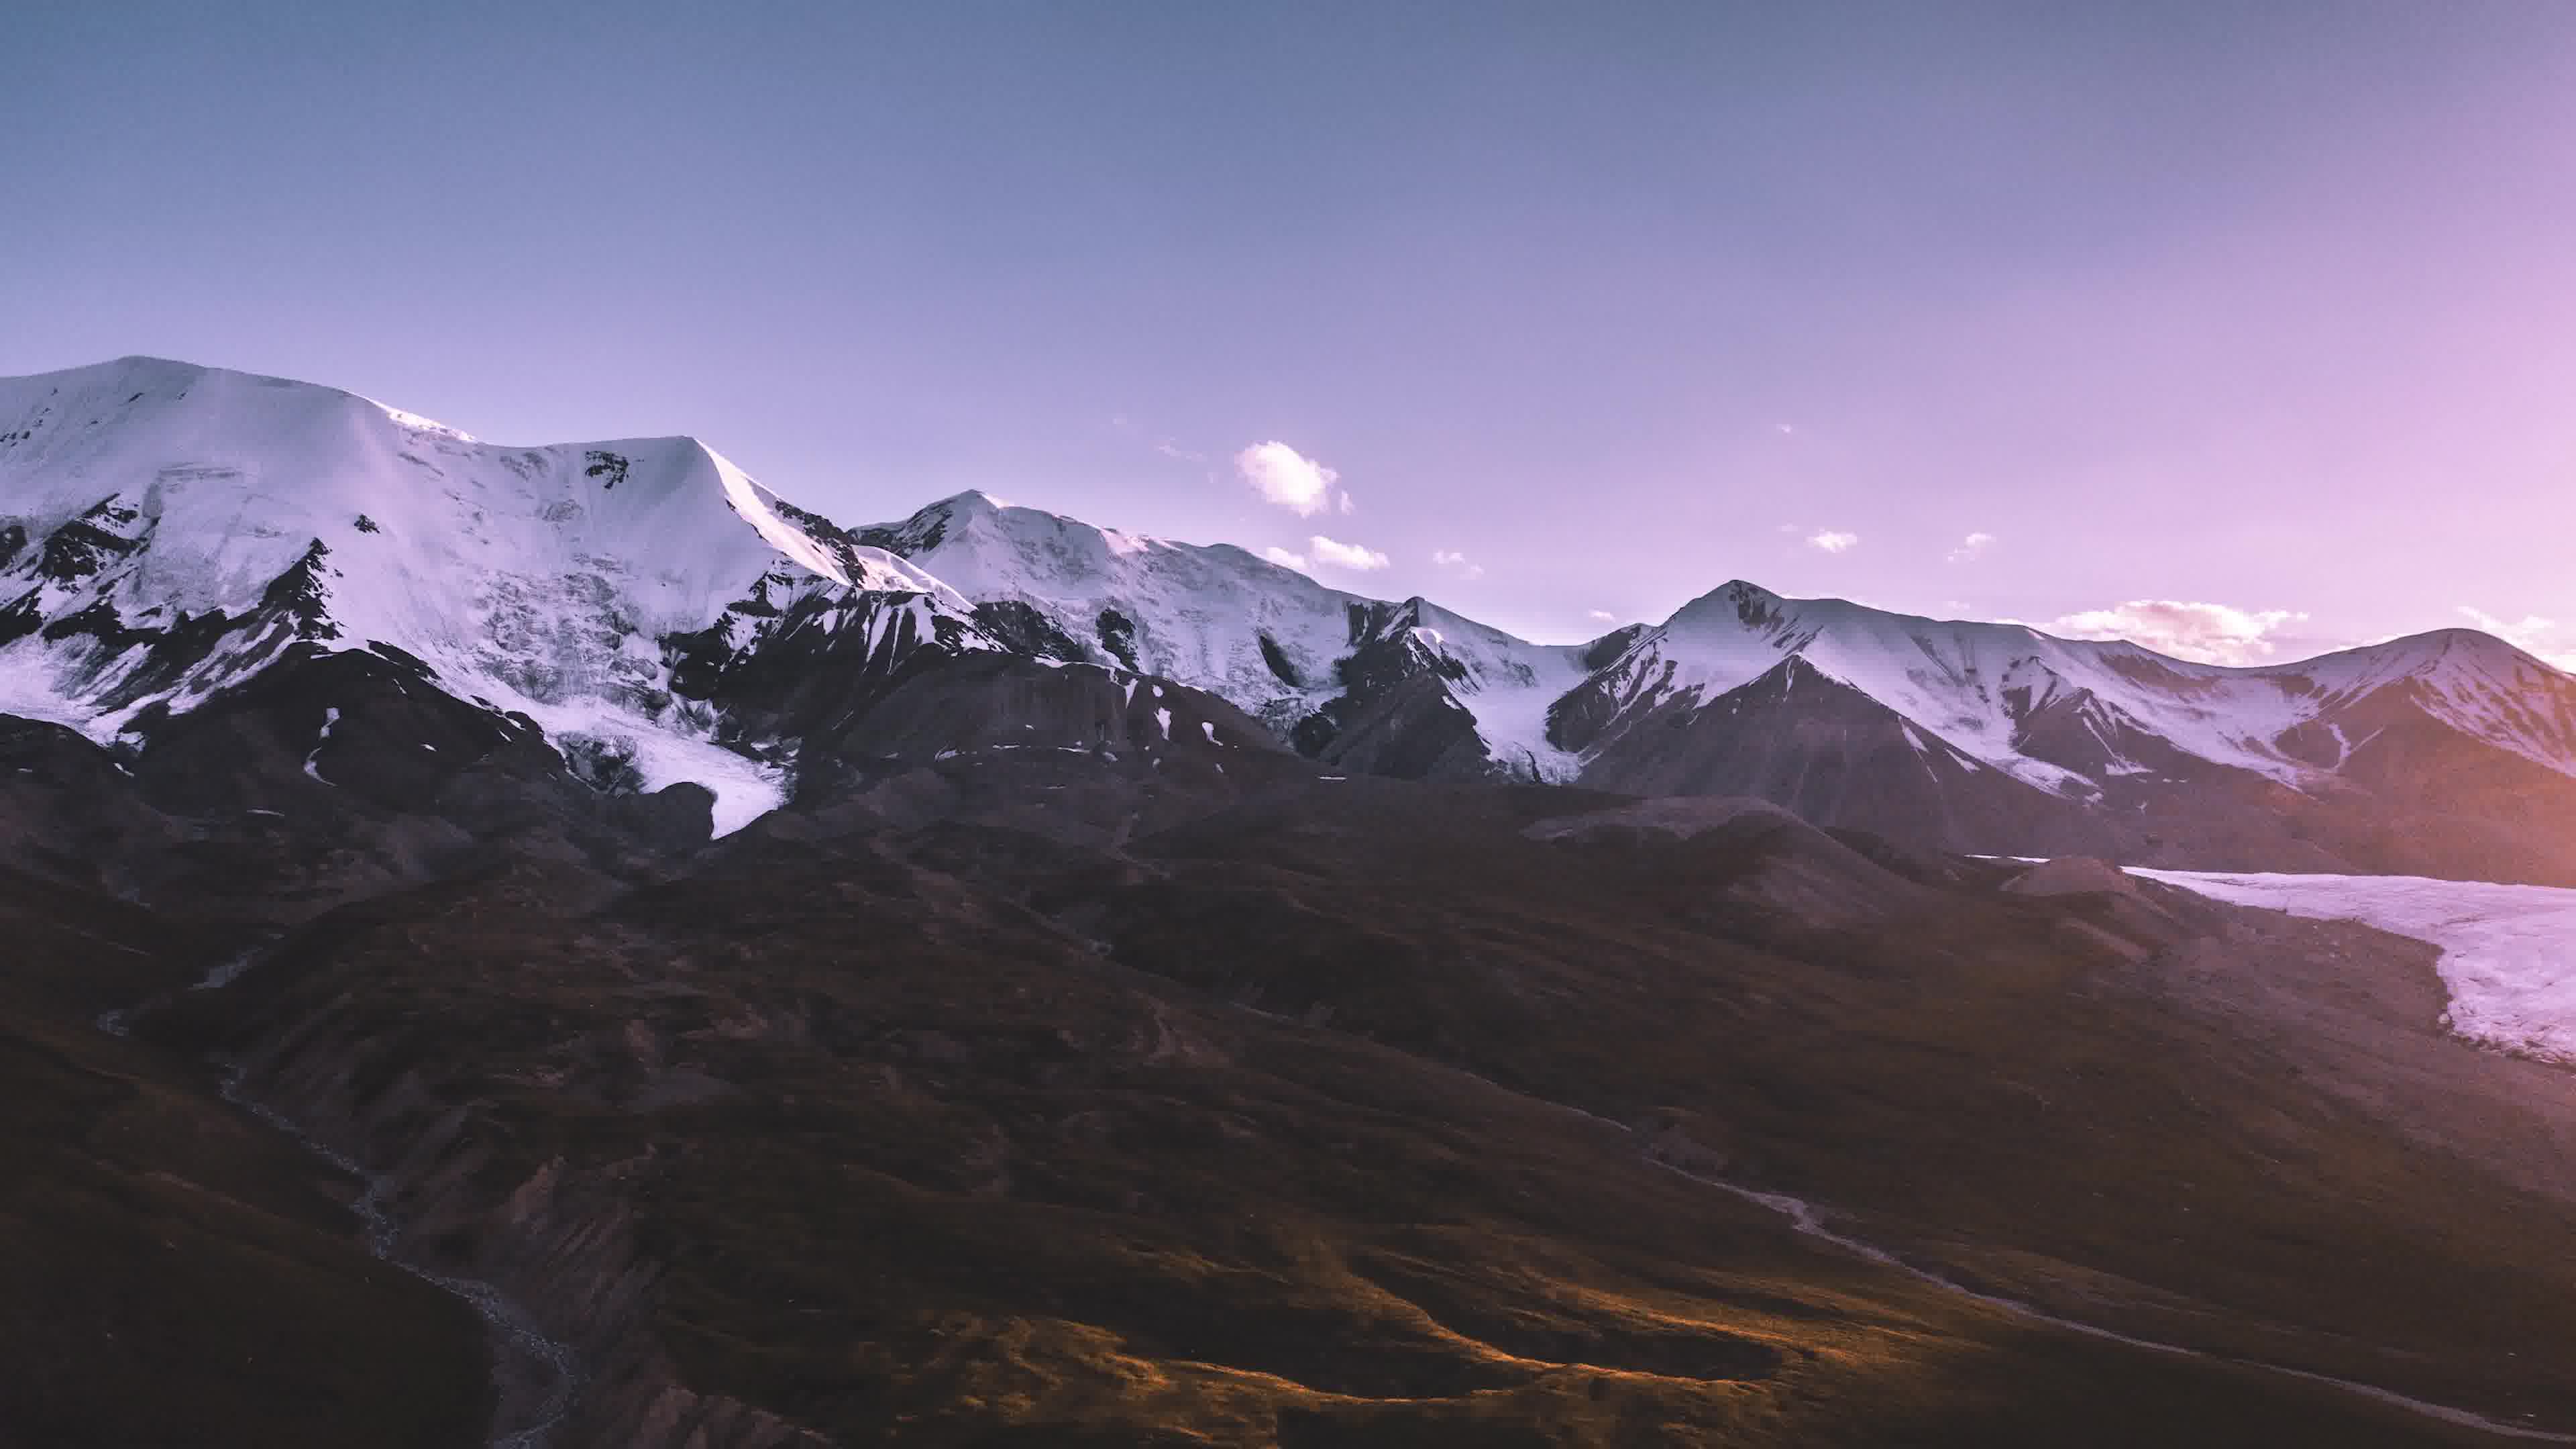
(1261, 545, 1307, 570)
(2045, 600, 2310, 666)
(1236, 440, 1346, 516)
(1431, 548, 1485, 580)
(1588, 609, 1619, 623)
(1155, 439, 1205, 464)
(2457, 606, 2576, 670)
(1947, 531, 1996, 564)
(1306, 535, 1390, 571)
(1806, 530, 1860, 553)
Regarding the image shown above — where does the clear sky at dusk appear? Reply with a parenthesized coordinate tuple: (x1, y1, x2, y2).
(8, 2, 2574, 661)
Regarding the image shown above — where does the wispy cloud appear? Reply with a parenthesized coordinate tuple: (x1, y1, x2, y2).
(1261, 545, 1307, 570)
(1947, 531, 1996, 564)
(1307, 535, 1390, 571)
(1236, 440, 1346, 516)
(1806, 529, 1860, 553)
(1587, 609, 1619, 623)
(2043, 600, 2309, 666)
(1155, 439, 1206, 464)
(1431, 548, 1485, 580)
(2457, 606, 2576, 670)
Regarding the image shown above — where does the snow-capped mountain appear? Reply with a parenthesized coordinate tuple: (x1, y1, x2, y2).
(8, 356, 2575, 879)
(1560, 580, 2576, 877)
(0, 357, 989, 828)
(1561, 580, 2576, 799)
(852, 490, 1596, 780)
(845, 496, 2576, 843)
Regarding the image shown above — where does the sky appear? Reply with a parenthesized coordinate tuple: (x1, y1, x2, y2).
(7, 1, 2575, 663)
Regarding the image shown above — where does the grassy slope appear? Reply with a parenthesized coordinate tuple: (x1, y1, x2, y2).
(1106, 782, 2576, 1424)
(164, 780, 2572, 1446)
(0, 871, 488, 1449)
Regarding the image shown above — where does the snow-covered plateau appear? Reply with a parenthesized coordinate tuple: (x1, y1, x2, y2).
(2133, 868, 2576, 1065)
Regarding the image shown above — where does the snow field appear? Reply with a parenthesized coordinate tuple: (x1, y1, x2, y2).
(2132, 867, 2576, 1064)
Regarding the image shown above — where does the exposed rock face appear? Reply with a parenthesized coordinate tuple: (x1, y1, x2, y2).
(1300, 669, 1495, 782)
(664, 588, 999, 745)
(1575, 655, 2116, 857)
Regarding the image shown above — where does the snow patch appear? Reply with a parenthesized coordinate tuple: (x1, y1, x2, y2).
(2132, 867, 2576, 1064)
(0, 652, 89, 730)
(518, 702, 784, 837)
(302, 707, 341, 784)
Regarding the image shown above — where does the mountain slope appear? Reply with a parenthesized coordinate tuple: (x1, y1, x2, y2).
(1573, 653, 2116, 855)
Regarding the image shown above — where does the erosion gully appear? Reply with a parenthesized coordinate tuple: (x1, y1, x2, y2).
(99, 946, 582, 1449)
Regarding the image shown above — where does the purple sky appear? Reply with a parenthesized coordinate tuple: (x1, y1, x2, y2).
(8, 3, 2575, 663)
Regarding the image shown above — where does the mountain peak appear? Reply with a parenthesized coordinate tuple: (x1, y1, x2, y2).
(99, 354, 211, 382)
(1667, 578, 1794, 634)
(929, 488, 1008, 515)
(2286, 627, 2571, 695)
(2408, 625, 2551, 663)
(12, 354, 211, 386)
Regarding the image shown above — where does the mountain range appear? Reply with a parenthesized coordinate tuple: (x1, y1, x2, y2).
(7, 354, 2571, 882)
(17, 357, 2576, 1448)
